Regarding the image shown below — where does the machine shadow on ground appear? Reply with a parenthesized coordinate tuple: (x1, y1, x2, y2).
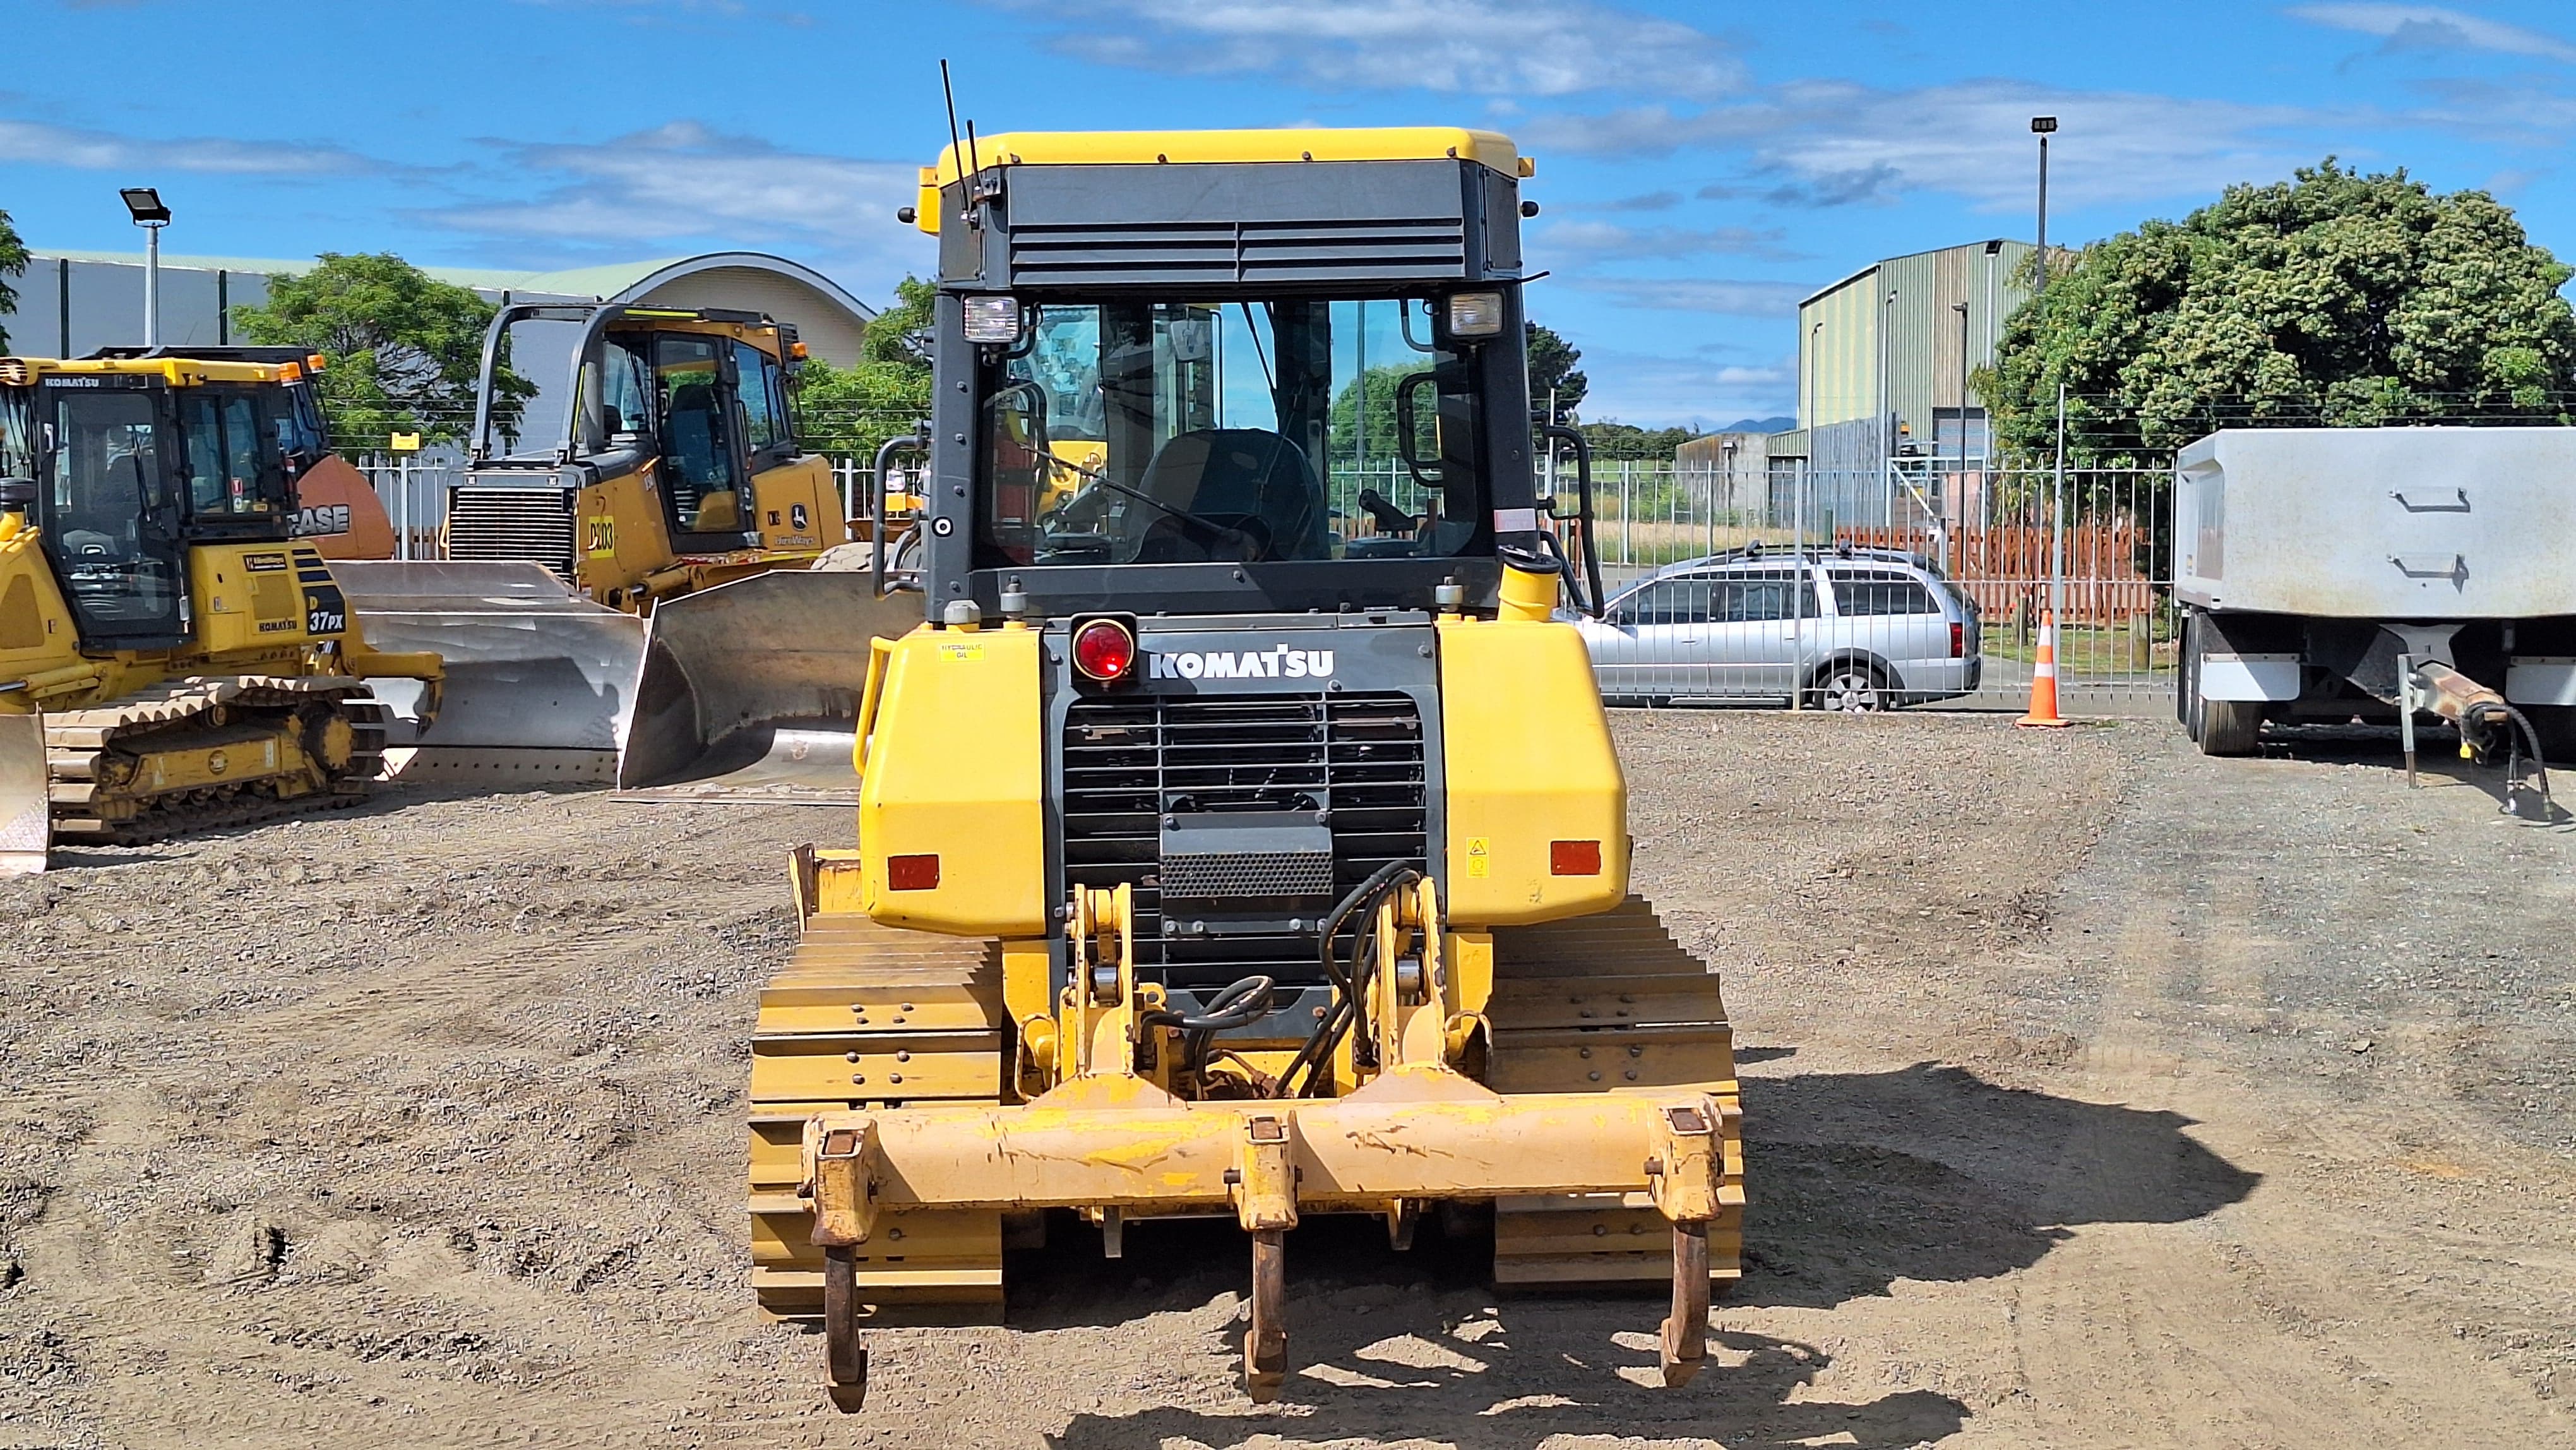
(1044, 1318, 1969, 1450)
(33, 779, 608, 875)
(1015, 1064, 2256, 1447)
(2257, 722, 2575, 824)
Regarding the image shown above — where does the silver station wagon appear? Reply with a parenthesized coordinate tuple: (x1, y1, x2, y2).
(1574, 544, 1983, 710)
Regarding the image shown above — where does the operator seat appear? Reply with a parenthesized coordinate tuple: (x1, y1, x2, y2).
(1129, 428, 1330, 563)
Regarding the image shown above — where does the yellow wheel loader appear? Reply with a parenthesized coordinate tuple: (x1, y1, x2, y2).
(730, 126, 1745, 1412)
(0, 351, 443, 870)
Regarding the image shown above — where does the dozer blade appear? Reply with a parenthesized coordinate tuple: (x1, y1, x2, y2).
(616, 571, 920, 806)
(0, 712, 48, 875)
(335, 561, 645, 786)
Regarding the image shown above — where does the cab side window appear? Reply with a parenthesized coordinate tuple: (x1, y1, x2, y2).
(177, 388, 287, 520)
(599, 336, 653, 441)
(732, 340, 784, 454)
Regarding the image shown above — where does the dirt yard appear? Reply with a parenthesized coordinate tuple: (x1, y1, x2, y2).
(3, 710, 2570, 1449)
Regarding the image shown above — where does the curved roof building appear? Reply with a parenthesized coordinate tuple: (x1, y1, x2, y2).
(5, 248, 877, 364)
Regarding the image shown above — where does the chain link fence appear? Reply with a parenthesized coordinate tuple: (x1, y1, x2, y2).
(1551, 453, 2179, 710)
(326, 401, 2183, 712)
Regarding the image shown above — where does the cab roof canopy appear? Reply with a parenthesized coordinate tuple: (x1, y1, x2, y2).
(926, 126, 1529, 187)
(0, 352, 308, 386)
(915, 126, 1535, 285)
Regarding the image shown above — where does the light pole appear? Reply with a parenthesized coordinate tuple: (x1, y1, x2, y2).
(2029, 117, 2056, 291)
(1953, 299, 1971, 537)
(120, 188, 170, 347)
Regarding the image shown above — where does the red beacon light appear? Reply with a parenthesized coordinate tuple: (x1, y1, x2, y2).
(1071, 618, 1138, 682)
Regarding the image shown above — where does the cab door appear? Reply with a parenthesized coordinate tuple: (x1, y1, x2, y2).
(653, 333, 754, 547)
(39, 383, 188, 649)
(730, 337, 834, 551)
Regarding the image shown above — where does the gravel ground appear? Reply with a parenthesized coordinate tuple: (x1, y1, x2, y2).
(0, 710, 2569, 1448)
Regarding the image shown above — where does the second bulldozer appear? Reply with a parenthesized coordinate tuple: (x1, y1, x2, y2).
(0, 350, 443, 868)
(338, 304, 883, 788)
(739, 125, 1745, 1412)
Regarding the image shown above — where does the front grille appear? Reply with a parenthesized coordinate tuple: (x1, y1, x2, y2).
(1060, 692, 1429, 990)
(445, 488, 576, 577)
(1009, 218, 1469, 287)
(1159, 849, 1337, 900)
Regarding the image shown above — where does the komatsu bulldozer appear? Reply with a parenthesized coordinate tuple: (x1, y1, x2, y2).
(0, 351, 444, 868)
(741, 126, 1744, 1411)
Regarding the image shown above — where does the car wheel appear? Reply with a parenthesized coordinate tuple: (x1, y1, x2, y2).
(1812, 664, 1885, 713)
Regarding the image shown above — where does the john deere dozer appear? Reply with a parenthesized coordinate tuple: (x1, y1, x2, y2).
(0, 351, 443, 868)
(337, 304, 900, 793)
(742, 126, 1744, 1411)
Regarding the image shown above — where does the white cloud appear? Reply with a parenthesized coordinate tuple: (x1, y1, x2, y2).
(1538, 219, 1798, 261)
(430, 123, 919, 260)
(1574, 348, 1797, 426)
(0, 117, 374, 176)
(1529, 81, 2308, 210)
(2288, 4, 2576, 62)
(1571, 278, 1812, 317)
(1016, 0, 1741, 100)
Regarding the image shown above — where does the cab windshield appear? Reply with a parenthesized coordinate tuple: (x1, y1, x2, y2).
(978, 296, 1488, 568)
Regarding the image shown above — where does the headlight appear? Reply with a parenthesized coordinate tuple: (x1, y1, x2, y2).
(1446, 291, 1505, 339)
(963, 296, 1023, 344)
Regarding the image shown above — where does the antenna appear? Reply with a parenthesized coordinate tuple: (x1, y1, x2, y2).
(939, 58, 967, 184)
(940, 59, 983, 231)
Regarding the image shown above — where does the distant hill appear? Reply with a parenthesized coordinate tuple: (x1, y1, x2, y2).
(1715, 416, 1795, 434)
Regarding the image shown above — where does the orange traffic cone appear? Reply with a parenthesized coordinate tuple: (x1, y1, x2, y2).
(2017, 612, 2073, 728)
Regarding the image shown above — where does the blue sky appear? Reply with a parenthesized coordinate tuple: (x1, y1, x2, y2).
(8, 1, 2576, 426)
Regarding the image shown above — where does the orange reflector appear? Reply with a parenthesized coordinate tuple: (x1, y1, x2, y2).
(888, 854, 940, 890)
(1549, 840, 1602, 876)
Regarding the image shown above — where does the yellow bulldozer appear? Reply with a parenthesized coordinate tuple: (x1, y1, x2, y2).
(727, 126, 1744, 1411)
(0, 349, 444, 870)
(331, 304, 897, 791)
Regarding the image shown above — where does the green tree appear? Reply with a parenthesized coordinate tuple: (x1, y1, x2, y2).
(1578, 421, 1700, 460)
(1326, 362, 1425, 475)
(0, 207, 27, 352)
(1984, 160, 2576, 462)
(794, 275, 936, 458)
(1527, 320, 1586, 422)
(234, 253, 530, 447)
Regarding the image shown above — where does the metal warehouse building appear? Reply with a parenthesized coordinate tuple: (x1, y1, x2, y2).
(1770, 239, 2042, 529)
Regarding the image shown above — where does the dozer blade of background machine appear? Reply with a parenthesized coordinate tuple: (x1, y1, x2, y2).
(0, 712, 49, 875)
(335, 561, 645, 786)
(615, 571, 921, 806)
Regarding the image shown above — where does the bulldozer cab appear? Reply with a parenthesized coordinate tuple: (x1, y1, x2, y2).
(0, 354, 312, 651)
(915, 134, 1544, 621)
(463, 304, 809, 572)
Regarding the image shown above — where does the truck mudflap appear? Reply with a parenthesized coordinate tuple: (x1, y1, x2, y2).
(795, 1071, 1745, 1410)
(0, 712, 47, 875)
(614, 570, 923, 805)
(335, 560, 645, 784)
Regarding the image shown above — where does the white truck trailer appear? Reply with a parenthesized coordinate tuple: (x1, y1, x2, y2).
(2174, 428, 2572, 801)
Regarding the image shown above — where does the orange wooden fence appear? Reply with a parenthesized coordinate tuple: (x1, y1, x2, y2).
(1835, 523, 2163, 626)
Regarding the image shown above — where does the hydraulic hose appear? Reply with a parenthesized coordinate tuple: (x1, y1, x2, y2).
(1272, 861, 1418, 1099)
(2469, 700, 2553, 819)
(1141, 973, 1279, 1082)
